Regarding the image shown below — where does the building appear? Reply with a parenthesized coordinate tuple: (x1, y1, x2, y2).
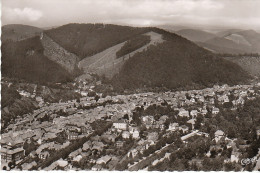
(128, 149, 138, 158)
(215, 130, 225, 142)
(1, 147, 24, 162)
(190, 110, 198, 117)
(168, 123, 179, 131)
(212, 107, 220, 114)
(96, 155, 112, 165)
(113, 119, 128, 131)
(67, 132, 79, 140)
(256, 126, 260, 139)
(178, 110, 189, 117)
(179, 125, 189, 133)
(122, 131, 130, 139)
(116, 141, 124, 148)
(147, 132, 159, 141)
(187, 119, 196, 130)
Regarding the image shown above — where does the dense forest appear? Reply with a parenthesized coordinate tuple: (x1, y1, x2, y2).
(116, 34, 150, 58)
(1, 36, 74, 84)
(45, 23, 150, 59)
(110, 29, 250, 92)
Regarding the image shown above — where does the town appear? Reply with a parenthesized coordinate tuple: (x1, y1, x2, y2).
(1, 81, 260, 171)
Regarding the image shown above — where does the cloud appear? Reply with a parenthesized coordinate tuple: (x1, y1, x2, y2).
(1, 0, 260, 29)
(3, 7, 42, 23)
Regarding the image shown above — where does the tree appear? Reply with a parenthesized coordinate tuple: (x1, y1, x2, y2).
(94, 95, 100, 102)
(123, 114, 129, 120)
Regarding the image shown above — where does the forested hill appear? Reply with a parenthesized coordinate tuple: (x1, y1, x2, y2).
(110, 28, 251, 91)
(1, 36, 74, 84)
(44, 23, 150, 59)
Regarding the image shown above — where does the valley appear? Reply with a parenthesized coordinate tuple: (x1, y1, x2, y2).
(1, 23, 260, 171)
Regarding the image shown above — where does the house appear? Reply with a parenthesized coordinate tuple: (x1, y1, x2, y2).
(39, 151, 50, 160)
(201, 108, 208, 116)
(147, 132, 159, 141)
(82, 142, 91, 152)
(187, 119, 196, 130)
(0, 147, 24, 162)
(168, 123, 179, 131)
(116, 141, 124, 148)
(56, 159, 69, 170)
(92, 164, 102, 171)
(212, 107, 220, 115)
(72, 155, 83, 163)
(67, 131, 79, 140)
(96, 155, 112, 165)
(142, 116, 155, 126)
(256, 126, 260, 139)
(21, 161, 37, 170)
(231, 151, 240, 163)
(178, 110, 189, 117)
(113, 119, 128, 131)
(129, 127, 140, 139)
(92, 141, 105, 151)
(190, 110, 198, 117)
(122, 131, 130, 139)
(179, 125, 189, 133)
(128, 149, 138, 158)
(215, 130, 225, 142)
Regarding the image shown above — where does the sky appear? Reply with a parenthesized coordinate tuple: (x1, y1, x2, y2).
(2, 0, 260, 30)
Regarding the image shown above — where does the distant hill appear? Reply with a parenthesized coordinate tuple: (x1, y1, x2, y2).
(224, 56, 260, 77)
(203, 36, 252, 53)
(165, 27, 260, 54)
(110, 29, 250, 91)
(45, 23, 149, 59)
(176, 29, 216, 42)
(1, 36, 74, 84)
(1, 23, 252, 89)
(1, 24, 42, 42)
(215, 29, 243, 37)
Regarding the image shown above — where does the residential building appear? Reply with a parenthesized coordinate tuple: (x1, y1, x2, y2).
(178, 110, 189, 117)
(179, 125, 189, 133)
(1, 147, 24, 162)
(215, 130, 225, 142)
(168, 123, 179, 131)
(96, 155, 112, 165)
(212, 107, 220, 114)
(113, 119, 128, 131)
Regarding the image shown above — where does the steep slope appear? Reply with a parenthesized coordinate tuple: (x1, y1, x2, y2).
(78, 31, 164, 79)
(2, 24, 42, 42)
(236, 30, 260, 53)
(1, 36, 73, 84)
(176, 29, 216, 42)
(44, 23, 149, 59)
(110, 29, 250, 91)
(40, 33, 79, 73)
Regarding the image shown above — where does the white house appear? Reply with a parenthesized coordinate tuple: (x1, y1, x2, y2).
(212, 107, 220, 115)
(178, 110, 189, 117)
(190, 110, 198, 117)
(122, 131, 130, 139)
(113, 120, 128, 131)
(168, 123, 179, 131)
(215, 130, 225, 142)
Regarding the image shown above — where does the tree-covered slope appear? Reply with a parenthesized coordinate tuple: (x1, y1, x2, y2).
(1, 36, 74, 84)
(111, 29, 250, 91)
(45, 23, 149, 59)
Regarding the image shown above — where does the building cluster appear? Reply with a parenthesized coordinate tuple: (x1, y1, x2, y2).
(1, 83, 260, 170)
